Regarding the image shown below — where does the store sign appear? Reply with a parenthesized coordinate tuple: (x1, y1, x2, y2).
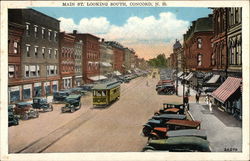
(34, 82, 41, 87)
(53, 81, 58, 85)
(9, 86, 20, 92)
(23, 84, 32, 89)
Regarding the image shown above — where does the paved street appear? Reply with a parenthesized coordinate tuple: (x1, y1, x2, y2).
(9, 75, 241, 153)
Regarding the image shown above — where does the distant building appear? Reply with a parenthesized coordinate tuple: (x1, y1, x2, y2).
(8, 9, 60, 103)
(173, 39, 183, 71)
(59, 32, 75, 89)
(183, 15, 213, 72)
(124, 48, 135, 73)
(74, 39, 83, 86)
(105, 41, 125, 74)
(71, 31, 101, 83)
(100, 40, 114, 76)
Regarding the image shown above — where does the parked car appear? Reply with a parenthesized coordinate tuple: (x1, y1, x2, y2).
(32, 97, 53, 112)
(162, 103, 185, 114)
(53, 90, 71, 103)
(157, 84, 176, 95)
(143, 114, 186, 136)
(14, 102, 39, 120)
(79, 84, 94, 92)
(154, 108, 180, 116)
(148, 120, 202, 140)
(61, 94, 82, 113)
(8, 105, 19, 126)
(142, 136, 211, 152)
(70, 88, 87, 96)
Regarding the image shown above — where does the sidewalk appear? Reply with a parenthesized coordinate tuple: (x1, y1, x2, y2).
(189, 102, 242, 152)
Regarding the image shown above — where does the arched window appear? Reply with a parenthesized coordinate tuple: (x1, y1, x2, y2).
(197, 38, 202, 49)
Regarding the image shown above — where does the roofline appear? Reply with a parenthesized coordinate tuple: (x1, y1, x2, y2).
(28, 8, 61, 22)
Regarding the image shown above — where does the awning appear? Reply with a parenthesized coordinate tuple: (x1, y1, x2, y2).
(177, 72, 183, 78)
(101, 62, 112, 67)
(207, 75, 220, 84)
(88, 75, 107, 81)
(114, 71, 122, 76)
(185, 72, 193, 81)
(211, 77, 242, 103)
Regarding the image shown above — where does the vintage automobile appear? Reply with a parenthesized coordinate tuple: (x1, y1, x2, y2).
(53, 90, 71, 103)
(32, 97, 53, 112)
(69, 88, 87, 96)
(61, 94, 82, 113)
(92, 80, 121, 107)
(79, 84, 94, 92)
(148, 120, 203, 141)
(142, 136, 211, 152)
(157, 84, 176, 95)
(14, 102, 39, 120)
(162, 103, 185, 114)
(8, 105, 19, 126)
(143, 114, 186, 136)
(154, 108, 180, 116)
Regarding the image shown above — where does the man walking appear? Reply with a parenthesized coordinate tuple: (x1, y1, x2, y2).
(184, 94, 189, 111)
(195, 93, 200, 104)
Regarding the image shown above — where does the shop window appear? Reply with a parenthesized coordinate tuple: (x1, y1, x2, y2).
(23, 88, 31, 99)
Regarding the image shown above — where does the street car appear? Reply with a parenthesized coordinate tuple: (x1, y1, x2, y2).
(148, 120, 202, 140)
(142, 136, 211, 152)
(8, 105, 19, 126)
(61, 94, 82, 113)
(14, 102, 39, 120)
(32, 97, 53, 112)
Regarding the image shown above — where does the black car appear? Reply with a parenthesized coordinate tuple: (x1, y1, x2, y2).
(61, 94, 82, 113)
(8, 105, 19, 126)
(32, 97, 53, 112)
(53, 90, 71, 103)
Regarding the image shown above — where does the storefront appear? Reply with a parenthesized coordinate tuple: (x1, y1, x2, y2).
(75, 76, 83, 87)
(52, 81, 58, 92)
(23, 84, 32, 100)
(63, 77, 72, 89)
(34, 82, 42, 97)
(9, 86, 21, 103)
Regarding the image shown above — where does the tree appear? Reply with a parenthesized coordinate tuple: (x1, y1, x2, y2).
(147, 54, 168, 68)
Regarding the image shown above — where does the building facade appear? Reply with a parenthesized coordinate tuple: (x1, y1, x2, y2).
(124, 48, 135, 73)
(59, 32, 75, 89)
(8, 9, 60, 102)
(183, 15, 213, 72)
(173, 40, 183, 71)
(100, 40, 114, 76)
(74, 39, 83, 86)
(71, 31, 101, 83)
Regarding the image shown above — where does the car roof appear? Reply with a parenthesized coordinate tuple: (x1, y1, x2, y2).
(66, 94, 81, 99)
(165, 108, 180, 113)
(149, 136, 210, 148)
(167, 129, 207, 139)
(166, 119, 201, 127)
(147, 119, 162, 124)
(16, 102, 32, 106)
(153, 114, 186, 119)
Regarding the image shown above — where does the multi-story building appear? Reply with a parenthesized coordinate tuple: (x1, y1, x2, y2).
(100, 40, 114, 76)
(71, 31, 101, 83)
(124, 48, 135, 73)
(211, 8, 228, 80)
(59, 32, 75, 89)
(8, 9, 60, 102)
(8, 22, 25, 103)
(227, 7, 242, 78)
(173, 40, 183, 71)
(74, 39, 83, 86)
(105, 41, 125, 74)
(183, 15, 213, 72)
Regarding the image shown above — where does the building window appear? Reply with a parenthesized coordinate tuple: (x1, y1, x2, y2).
(55, 66, 58, 74)
(34, 25, 38, 38)
(42, 28, 45, 39)
(54, 31, 58, 42)
(13, 41, 18, 54)
(8, 65, 15, 78)
(238, 43, 242, 65)
(197, 38, 202, 49)
(197, 54, 202, 66)
(54, 49, 58, 58)
(231, 45, 235, 65)
(37, 65, 40, 76)
(34, 46, 38, 58)
(42, 48, 45, 59)
(235, 8, 239, 24)
(25, 65, 29, 77)
(48, 30, 52, 41)
(211, 53, 215, 66)
(30, 65, 37, 77)
(26, 45, 30, 57)
(48, 49, 52, 58)
(26, 23, 30, 36)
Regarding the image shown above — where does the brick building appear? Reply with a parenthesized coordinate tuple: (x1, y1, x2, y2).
(59, 32, 75, 89)
(74, 39, 83, 86)
(71, 31, 101, 83)
(124, 48, 135, 73)
(105, 41, 125, 74)
(100, 40, 114, 76)
(8, 9, 60, 103)
(183, 15, 213, 72)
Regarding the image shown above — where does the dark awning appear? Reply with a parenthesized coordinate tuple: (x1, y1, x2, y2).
(211, 77, 242, 103)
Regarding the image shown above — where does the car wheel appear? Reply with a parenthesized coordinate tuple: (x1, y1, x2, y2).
(71, 108, 75, 113)
(142, 127, 151, 136)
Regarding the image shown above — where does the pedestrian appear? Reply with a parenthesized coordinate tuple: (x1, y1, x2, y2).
(205, 94, 209, 104)
(195, 93, 200, 104)
(209, 99, 213, 113)
(183, 94, 189, 111)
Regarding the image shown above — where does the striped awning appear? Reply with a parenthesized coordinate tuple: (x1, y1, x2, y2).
(177, 72, 183, 78)
(185, 72, 193, 81)
(211, 77, 242, 103)
(207, 75, 220, 84)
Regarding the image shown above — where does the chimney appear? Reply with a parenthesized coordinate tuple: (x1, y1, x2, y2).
(73, 30, 77, 35)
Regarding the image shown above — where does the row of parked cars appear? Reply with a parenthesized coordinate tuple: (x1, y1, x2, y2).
(155, 80, 176, 95)
(141, 103, 211, 152)
(115, 72, 148, 84)
(8, 85, 94, 127)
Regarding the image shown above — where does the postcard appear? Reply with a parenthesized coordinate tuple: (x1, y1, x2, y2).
(0, 0, 249, 161)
